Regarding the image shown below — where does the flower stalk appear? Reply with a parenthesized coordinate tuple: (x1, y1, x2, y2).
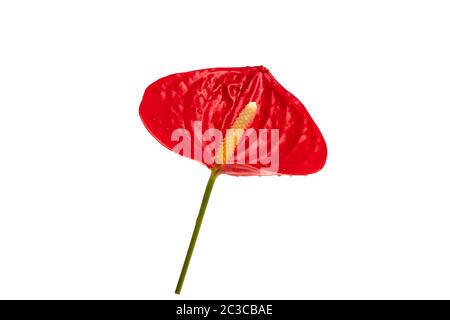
(175, 167, 221, 294)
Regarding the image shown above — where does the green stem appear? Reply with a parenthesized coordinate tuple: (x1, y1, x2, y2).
(175, 167, 220, 294)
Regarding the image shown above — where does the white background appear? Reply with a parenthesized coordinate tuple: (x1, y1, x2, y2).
(1, 1, 449, 299)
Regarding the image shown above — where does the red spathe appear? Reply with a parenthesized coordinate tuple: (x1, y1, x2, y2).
(139, 66, 327, 176)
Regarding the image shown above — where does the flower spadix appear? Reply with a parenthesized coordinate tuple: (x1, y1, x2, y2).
(215, 102, 258, 164)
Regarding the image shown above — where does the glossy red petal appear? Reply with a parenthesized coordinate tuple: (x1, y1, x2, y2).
(139, 66, 327, 176)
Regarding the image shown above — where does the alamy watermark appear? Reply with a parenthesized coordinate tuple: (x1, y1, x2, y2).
(171, 121, 280, 172)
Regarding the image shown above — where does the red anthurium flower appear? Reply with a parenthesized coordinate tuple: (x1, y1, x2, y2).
(140, 66, 326, 176)
(139, 66, 327, 293)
